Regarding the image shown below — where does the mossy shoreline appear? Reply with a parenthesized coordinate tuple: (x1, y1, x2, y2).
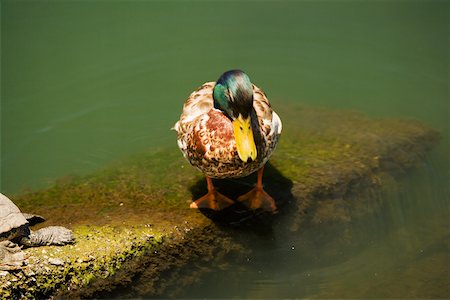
(0, 105, 440, 298)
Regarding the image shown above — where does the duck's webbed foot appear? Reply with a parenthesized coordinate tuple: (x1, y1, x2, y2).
(190, 190, 234, 210)
(237, 186, 277, 213)
(190, 177, 234, 210)
(236, 166, 277, 213)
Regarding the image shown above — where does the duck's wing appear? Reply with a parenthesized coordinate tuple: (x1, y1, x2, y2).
(173, 82, 215, 156)
(252, 84, 282, 137)
(174, 82, 215, 133)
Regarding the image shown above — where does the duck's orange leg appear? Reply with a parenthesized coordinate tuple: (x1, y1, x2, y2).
(190, 177, 235, 210)
(237, 166, 277, 213)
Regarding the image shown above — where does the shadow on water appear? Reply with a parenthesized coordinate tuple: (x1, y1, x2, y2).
(188, 162, 295, 230)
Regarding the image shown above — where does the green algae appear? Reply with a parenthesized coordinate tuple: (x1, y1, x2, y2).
(11, 146, 205, 229)
(1, 225, 163, 299)
(0, 104, 440, 298)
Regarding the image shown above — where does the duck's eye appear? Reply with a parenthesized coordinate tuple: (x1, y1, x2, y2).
(240, 126, 243, 131)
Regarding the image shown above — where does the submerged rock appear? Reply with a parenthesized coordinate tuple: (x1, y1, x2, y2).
(0, 104, 440, 298)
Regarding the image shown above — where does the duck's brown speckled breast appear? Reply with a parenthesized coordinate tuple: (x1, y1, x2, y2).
(186, 109, 265, 179)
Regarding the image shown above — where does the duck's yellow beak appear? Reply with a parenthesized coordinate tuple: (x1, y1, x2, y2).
(232, 115, 257, 163)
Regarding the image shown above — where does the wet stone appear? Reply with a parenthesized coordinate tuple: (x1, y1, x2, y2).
(0, 104, 440, 299)
(48, 258, 65, 266)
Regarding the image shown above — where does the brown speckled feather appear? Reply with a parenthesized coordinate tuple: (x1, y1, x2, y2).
(174, 82, 282, 179)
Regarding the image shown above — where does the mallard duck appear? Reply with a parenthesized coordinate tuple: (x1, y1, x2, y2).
(174, 70, 282, 212)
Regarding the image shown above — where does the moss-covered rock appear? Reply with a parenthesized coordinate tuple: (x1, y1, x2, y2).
(0, 104, 439, 298)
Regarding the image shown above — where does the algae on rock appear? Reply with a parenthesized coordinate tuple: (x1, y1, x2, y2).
(0, 104, 440, 298)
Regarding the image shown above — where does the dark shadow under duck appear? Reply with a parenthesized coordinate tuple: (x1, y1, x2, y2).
(189, 162, 294, 228)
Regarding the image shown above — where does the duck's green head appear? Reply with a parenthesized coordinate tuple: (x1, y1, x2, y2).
(213, 70, 257, 163)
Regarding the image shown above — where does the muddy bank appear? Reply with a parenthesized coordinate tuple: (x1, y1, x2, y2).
(0, 104, 439, 298)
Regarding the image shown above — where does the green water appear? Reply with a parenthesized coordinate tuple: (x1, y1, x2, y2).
(1, 0, 449, 298)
